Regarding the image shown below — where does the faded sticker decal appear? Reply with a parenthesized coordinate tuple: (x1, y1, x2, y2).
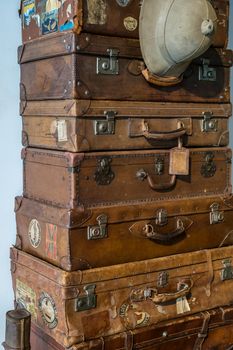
(22, 0, 36, 27)
(16, 279, 37, 320)
(116, 0, 132, 6)
(41, 9, 58, 35)
(57, 120, 68, 142)
(119, 301, 150, 329)
(87, 0, 107, 25)
(28, 219, 41, 249)
(38, 292, 58, 329)
(46, 224, 58, 260)
(60, 3, 74, 31)
(124, 16, 138, 31)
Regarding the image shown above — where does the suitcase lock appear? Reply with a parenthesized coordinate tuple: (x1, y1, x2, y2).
(209, 203, 224, 225)
(97, 49, 119, 75)
(95, 111, 116, 135)
(198, 59, 216, 81)
(87, 214, 108, 240)
(201, 112, 218, 132)
(75, 285, 97, 312)
(221, 260, 233, 281)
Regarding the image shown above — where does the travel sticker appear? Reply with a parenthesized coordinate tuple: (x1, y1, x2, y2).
(38, 292, 58, 329)
(60, 3, 74, 31)
(46, 223, 58, 260)
(124, 16, 138, 31)
(119, 301, 150, 329)
(41, 9, 58, 35)
(116, 0, 132, 6)
(16, 279, 37, 320)
(28, 219, 41, 249)
(22, 0, 36, 27)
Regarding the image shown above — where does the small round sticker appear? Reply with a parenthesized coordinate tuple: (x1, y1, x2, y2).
(124, 16, 138, 31)
(116, 0, 132, 6)
(38, 292, 58, 329)
(28, 219, 41, 249)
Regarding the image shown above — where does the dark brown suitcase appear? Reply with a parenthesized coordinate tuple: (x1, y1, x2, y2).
(20, 0, 229, 48)
(19, 33, 232, 104)
(22, 147, 232, 209)
(11, 245, 233, 348)
(15, 195, 233, 271)
(30, 308, 233, 350)
(21, 100, 231, 152)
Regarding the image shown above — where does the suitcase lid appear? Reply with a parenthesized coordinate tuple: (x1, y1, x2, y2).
(15, 194, 233, 229)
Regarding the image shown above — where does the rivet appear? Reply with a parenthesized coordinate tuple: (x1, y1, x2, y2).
(85, 90, 89, 95)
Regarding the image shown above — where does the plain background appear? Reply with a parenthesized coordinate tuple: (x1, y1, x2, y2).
(0, 1, 232, 344)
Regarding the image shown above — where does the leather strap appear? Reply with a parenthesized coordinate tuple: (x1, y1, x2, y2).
(193, 311, 211, 350)
(124, 331, 133, 350)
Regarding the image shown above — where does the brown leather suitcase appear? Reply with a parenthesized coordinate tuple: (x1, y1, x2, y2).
(22, 147, 232, 209)
(19, 33, 232, 104)
(20, 0, 229, 48)
(15, 195, 233, 271)
(21, 100, 231, 152)
(30, 307, 233, 350)
(11, 245, 233, 348)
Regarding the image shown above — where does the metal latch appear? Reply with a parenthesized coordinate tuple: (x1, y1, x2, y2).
(75, 285, 97, 312)
(97, 49, 119, 75)
(95, 111, 116, 135)
(210, 203, 224, 225)
(198, 59, 216, 81)
(155, 209, 168, 226)
(201, 112, 218, 132)
(157, 271, 169, 288)
(155, 157, 164, 175)
(201, 152, 216, 178)
(87, 214, 108, 240)
(221, 260, 233, 281)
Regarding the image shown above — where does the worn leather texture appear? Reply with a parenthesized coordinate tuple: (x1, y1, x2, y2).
(20, 101, 231, 152)
(11, 246, 233, 348)
(19, 32, 232, 103)
(20, 0, 229, 48)
(15, 195, 233, 271)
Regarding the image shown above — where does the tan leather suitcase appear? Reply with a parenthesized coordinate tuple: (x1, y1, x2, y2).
(11, 245, 233, 348)
(20, 0, 229, 48)
(19, 33, 232, 104)
(15, 195, 233, 271)
(22, 147, 232, 209)
(30, 307, 233, 350)
(21, 101, 231, 152)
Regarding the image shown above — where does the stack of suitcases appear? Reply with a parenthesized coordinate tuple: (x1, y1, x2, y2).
(6, 0, 233, 349)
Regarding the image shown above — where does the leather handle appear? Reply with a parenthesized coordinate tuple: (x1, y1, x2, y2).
(150, 280, 193, 304)
(142, 124, 186, 141)
(142, 68, 183, 87)
(136, 169, 176, 191)
(143, 218, 185, 242)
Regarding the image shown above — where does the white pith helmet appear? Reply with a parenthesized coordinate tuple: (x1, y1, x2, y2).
(139, 0, 217, 83)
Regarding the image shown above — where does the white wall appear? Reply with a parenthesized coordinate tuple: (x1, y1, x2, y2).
(0, 1, 232, 345)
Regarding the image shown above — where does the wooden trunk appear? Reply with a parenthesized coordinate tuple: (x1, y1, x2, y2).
(11, 246, 233, 348)
(20, 0, 229, 48)
(19, 33, 232, 104)
(21, 101, 231, 152)
(15, 195, 233, 271)
(30, 308, 233, 350)
(22, 147, 232, 209)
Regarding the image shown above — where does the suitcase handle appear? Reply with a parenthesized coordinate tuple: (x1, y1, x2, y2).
(136, 169, 176, 191)
(142, 68, 183, 87)
(141, 123, 186, 141)
(143, 218, 185, 242)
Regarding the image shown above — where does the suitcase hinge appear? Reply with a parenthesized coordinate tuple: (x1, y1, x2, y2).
(209, 203, 224, 224)
(95, 111, 116, 135)
(87, 214, 108, 240)
(198, 59, 216, 81)
(221, 260, 233, 281)
(201, 112, 218, 132)
(97, 49, 119, 75)
(75, 285, 97, 312)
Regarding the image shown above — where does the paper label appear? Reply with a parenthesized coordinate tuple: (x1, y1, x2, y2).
(176, 296, 191, 315)
(22, 0, 36, 27)
(41, 9, 58, 35)
(46, 223, 58, 260)
(16, 279, 37, 320)
(124, 16, 138, 31)
(57, 120, 68, 142)
(28, 219, 41, 249)
(38, 292, 58, 329)
(169, 147, 190, 175)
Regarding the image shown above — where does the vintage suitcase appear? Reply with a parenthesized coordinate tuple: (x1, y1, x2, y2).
(11, 245, 233, 348)
(30, 307, 233, 350)
(19, 33, 232, 104)
(15, 195, 233, 271)
(21, 101, 231, 152)
(20, 0, 229, 48)
(22, 147, 232, 209)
